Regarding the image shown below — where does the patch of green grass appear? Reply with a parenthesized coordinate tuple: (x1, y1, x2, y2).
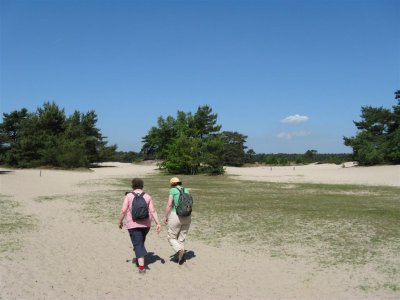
(384, 283, 400, 292)
(34, 195, 69, 202)
(0, 194, 37, 254)
(80, 189, 126, 223)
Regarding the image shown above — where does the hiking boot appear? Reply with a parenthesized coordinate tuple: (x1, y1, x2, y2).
(178, 250, 185, 265)
(133, 258, 139, 267)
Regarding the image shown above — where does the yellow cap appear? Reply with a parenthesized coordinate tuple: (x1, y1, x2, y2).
(170, 177, 181, 184)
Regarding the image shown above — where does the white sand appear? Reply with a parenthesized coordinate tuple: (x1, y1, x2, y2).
(225, 162, 400, 186)
(0, 162, 399, 299)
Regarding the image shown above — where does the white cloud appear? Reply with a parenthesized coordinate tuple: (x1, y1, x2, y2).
(281, 114, 309, 123)
(276, 132, 292, 139)
(276, 131, 312, 140)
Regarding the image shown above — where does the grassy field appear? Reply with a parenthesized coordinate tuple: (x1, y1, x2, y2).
(78, 174, 400, 263)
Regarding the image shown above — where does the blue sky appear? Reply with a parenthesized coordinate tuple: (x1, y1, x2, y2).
(1, 0, 399, 153)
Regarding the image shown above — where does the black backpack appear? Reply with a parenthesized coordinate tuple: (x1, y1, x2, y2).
(130, 192, 149, 220)
(175, 187, 193, 217)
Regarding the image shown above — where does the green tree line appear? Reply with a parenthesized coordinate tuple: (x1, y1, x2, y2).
(2, 91, 398, 171)
(252, 151, 353, 166)
(0, 102, 116, 168)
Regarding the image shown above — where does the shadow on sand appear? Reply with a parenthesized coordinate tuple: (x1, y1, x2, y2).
(126, 250, 196, 269)
(89, 164, 117, 169)
(126, 252, 166, 270)
(0, 170, 14, 175)
(169, 250, 196, 265)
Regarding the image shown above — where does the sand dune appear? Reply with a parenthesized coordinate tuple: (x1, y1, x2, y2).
(0, 163, 399, 299)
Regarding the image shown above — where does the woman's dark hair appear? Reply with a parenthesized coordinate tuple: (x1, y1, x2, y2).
(131, 178, 144, 189)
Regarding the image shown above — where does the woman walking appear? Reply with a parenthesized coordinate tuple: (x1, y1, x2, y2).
(118, 178, 161, 274)
(163, 177, 191, 264)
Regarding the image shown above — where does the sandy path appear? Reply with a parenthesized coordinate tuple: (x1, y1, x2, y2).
(1, 163, 399, 299)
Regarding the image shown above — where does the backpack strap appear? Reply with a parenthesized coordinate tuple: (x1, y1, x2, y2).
(128, 191, 146, 209)
(133, 192, 146, 202)
(172, 187, 184, 208)
(130, 191, 145, 197)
